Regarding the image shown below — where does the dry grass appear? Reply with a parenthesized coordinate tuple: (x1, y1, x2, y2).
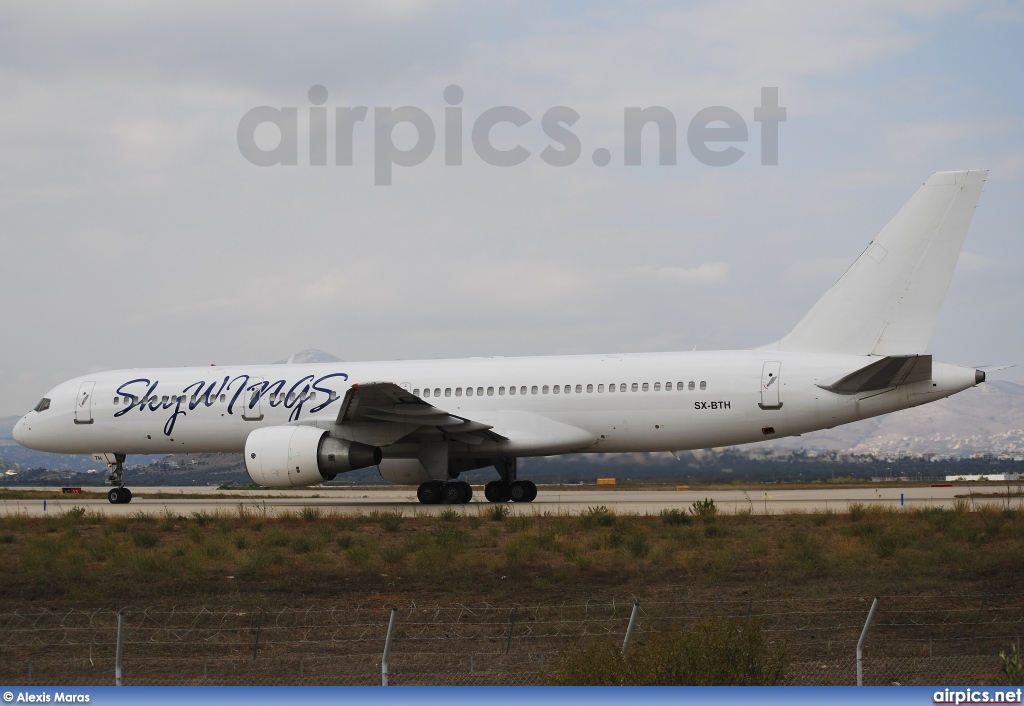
(0, 504, 1022, 607)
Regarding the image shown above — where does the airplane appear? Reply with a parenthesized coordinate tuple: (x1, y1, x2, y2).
(13, 170, 990, 505)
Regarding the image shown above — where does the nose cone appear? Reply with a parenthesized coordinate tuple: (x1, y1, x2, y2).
(12, 416, 26, 445)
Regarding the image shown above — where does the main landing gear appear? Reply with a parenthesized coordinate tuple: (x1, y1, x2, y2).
(484, 479, 537, 503)
(104, 453, 133, 504)
(416, 480, 473, 505)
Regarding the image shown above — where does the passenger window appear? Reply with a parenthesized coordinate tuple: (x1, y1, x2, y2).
(531, 386, 538, 394)
(587, 384, 594, 393)
(330, 391, 339, 400)
(308, 393, 315, 402)
(487, 387, 494, 396)
(445, 388, 452, 397)
(413, 389, 420, 396)
(499, 386, 505, 395)
(642, 383, 649, 391)
(113, 397, 119, 405)
(620, 383, 627, 392)
(474, 387, 481, 396)
(542, 385, 549, 394)
(509, 386, 516, 395)
(576, 384, 583, 393)
(553, 385, 560, 394)
(631, 383, 638, 392)
(423, 389, 430, 398)
(700, 381, 707, 390)
(665, 382, 672, 391)
(689, 381, 695, 391)
(521, 386, 527, 395)
(598, 384, 604, 392)
(654, 383, 660, 391)
(608, 383, 614, 393)
(456, 388, 463, 397)
(161, 395, 169, 404)
(434, 388, 441, 397)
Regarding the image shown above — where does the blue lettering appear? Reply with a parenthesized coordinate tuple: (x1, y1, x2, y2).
(114, 379, 152, 417)
(310, 373, 348, 413)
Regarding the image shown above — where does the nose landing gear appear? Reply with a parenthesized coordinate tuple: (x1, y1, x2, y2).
(102, 453, 133, 504)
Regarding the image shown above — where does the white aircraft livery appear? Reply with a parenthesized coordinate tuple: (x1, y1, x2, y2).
(14, 170, 990, 505)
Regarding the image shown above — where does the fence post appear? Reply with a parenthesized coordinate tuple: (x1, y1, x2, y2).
(382, 607, 397, 686)
(115, 609, 125, 687)
(252, 609, 262, 660)
(856, 597, 879, 686)
(622, 602, 640, 654)
(972, 597, 985, 641)
(505, 607, 518, 655)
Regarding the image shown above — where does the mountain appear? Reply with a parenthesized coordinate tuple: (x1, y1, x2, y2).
(754, 380, 1024, 457)
(273, 349, 343, 364)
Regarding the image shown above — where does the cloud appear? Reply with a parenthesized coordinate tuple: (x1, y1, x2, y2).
(646, 262, 730, 285)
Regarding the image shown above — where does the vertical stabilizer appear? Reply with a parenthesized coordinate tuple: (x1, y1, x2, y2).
(774, 170, 987, 355)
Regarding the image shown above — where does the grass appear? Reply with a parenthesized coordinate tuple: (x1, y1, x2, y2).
(0, 504, 1022, 605)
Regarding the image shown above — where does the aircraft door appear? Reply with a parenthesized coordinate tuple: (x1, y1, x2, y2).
(75, 381, 95, 424)
(759, 361, 783, 410)
(242, 378, 265, 421)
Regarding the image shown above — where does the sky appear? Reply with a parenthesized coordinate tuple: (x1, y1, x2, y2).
(1, 0, 1022, 415)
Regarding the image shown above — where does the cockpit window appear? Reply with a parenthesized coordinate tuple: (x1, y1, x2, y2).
(34, 398, 51, 413)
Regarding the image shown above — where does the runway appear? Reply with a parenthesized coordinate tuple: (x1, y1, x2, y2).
(2, 484, 1014, 517)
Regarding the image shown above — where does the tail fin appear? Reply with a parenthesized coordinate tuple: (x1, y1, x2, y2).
(773, 169, 988, 355)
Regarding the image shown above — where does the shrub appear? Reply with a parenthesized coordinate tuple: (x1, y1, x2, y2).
(547, 616, 789, 685)
(581, 506, 616, 528)
(690, 498, 718, 519)
(485, 505, 510, 522)
(434, 527, 468, 551)
(1000, 644, 1024, 686)
(626, 532, 651, 559)
(63, 506, 86, 520)
(439, 508, 460, 522)
(132, 531, 159, 548)
(345, 545, 372, 567)
(660, 508, 692, 526)
(848, 503, 867, 521)
(300, 507, 323, 522)
(380, 511, 404, 532)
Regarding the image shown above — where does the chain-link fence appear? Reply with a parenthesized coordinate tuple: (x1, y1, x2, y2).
(1, 593, 1018, 686)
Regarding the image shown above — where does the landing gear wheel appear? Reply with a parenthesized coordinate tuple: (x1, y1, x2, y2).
(485, 480, 509, 503)
(442, 482, 465, 504)
(108, 487, 131, 504)
(457, 481, 473, 503)
(523, 480, 537, 502)
(417, 481, 444, 505)
(509, 481, 530, 502)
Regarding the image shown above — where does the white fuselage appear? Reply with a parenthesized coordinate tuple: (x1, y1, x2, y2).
(12, 350, 980, 460)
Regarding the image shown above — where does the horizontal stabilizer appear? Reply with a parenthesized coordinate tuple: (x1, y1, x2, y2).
(819, 355, 932, 394)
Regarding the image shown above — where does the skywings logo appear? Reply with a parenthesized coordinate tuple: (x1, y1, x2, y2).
(114, 372, 348, 436)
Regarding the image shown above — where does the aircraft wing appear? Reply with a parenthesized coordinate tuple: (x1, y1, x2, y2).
(335, 382, 505, 445)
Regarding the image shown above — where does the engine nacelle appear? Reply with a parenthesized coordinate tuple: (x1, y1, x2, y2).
(245, 425, 382, 488)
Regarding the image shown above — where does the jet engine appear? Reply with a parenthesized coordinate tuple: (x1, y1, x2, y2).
(245, 425, 381, 488)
